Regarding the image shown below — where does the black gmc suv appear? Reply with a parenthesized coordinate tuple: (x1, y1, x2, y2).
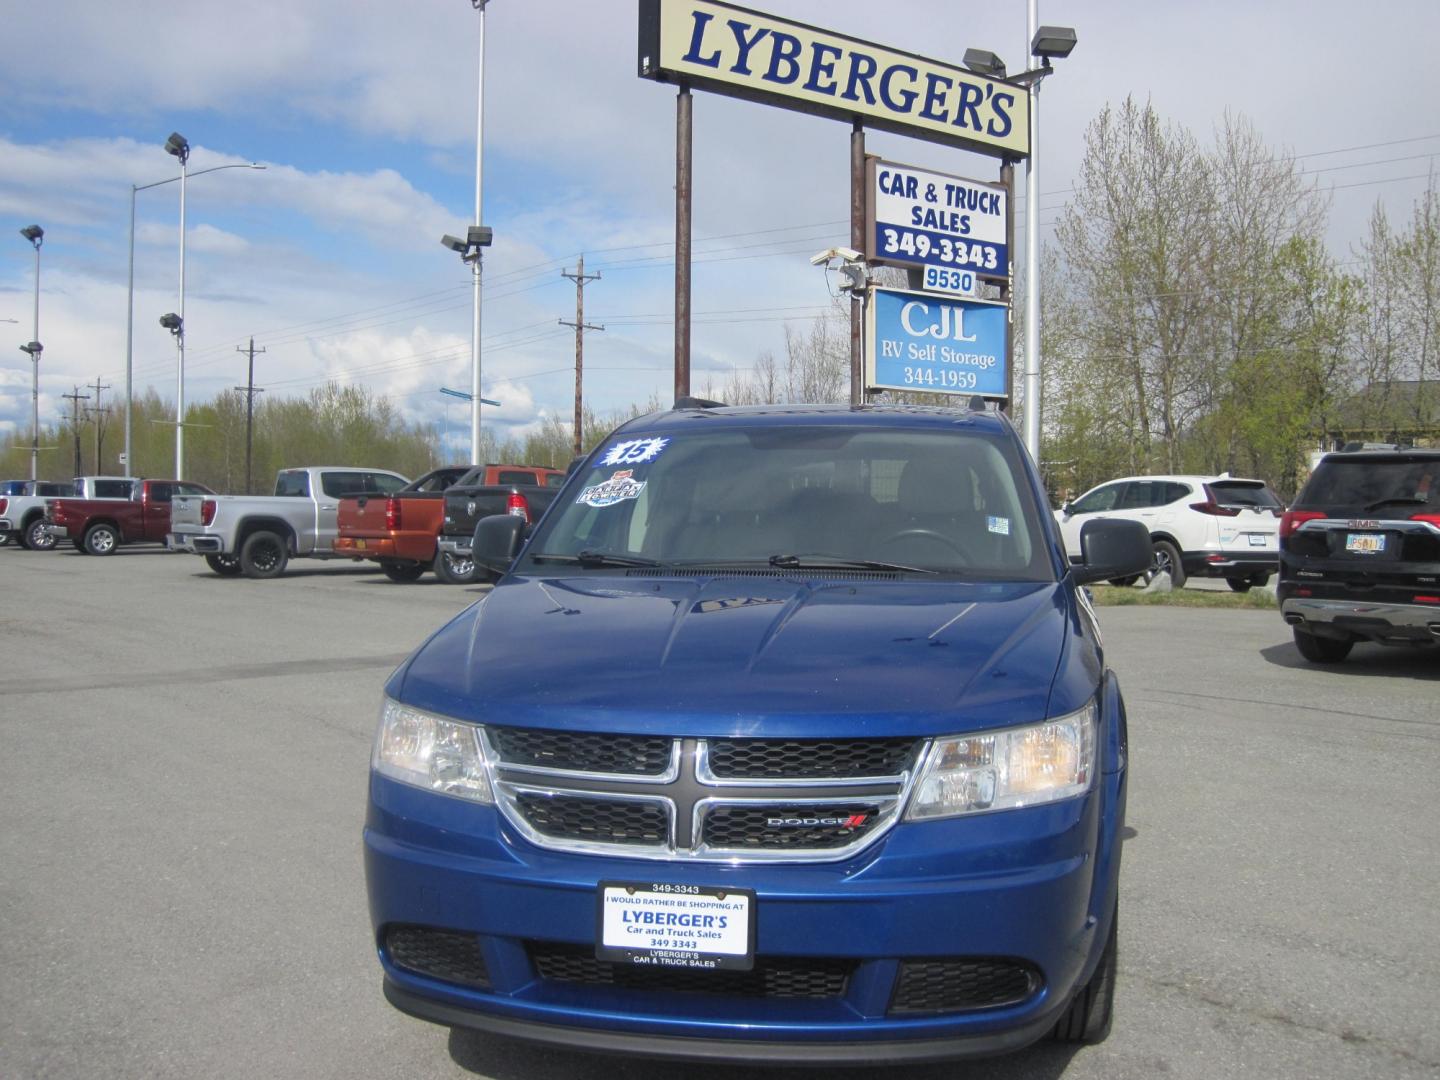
(1279, 449, 1440, 662)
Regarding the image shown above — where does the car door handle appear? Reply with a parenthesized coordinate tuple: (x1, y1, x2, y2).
(319, 504, 337, 511)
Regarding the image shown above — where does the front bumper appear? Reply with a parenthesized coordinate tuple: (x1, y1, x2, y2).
(166, 532, 224, 554)
(364, 766, 1124, 1063)
(1281, 595, 1440, 643)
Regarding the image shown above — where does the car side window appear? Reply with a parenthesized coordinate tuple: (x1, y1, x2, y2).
(366, 473, 408, 495)
(148, 482, 175, 503)
(1164, 482, 1192, 505)
(276, 472, 311, 498)
(94, 480, 134, 498)
(1070, 483, 1123, 514)
(179, 483, 211, 497)
(1117, 482, 1152, 510)
(321, 473, 367, 498)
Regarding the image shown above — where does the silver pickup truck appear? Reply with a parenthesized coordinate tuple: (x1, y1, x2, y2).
(167, 466, 408, 578)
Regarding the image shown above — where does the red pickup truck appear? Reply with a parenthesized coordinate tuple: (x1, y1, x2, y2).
(334, 464, 563, 582)
(47, 479, 215, 555)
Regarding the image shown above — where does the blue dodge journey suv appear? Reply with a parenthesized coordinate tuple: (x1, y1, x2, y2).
(365, 401, 1150, 1064)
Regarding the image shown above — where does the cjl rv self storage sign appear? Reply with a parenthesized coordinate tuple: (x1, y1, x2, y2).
(867, 287, 1008, 398)
(867, 159, 1008, 279)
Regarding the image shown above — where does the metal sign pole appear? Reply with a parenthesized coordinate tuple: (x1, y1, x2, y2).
(674, 85, 692, 401)
(1000, 160, 1016, 412)
(850, 122, 865, 406)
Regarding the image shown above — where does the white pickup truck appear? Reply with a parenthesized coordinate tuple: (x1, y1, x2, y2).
(167, 466, 408, 578)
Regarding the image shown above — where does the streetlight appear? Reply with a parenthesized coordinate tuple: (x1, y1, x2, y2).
(124, 160, 264, 477)
(460, 0, 490, 467)
(440, 224, 494, 465)
(19, 224, 44, 481)
(1021, 18, 1076, 462)
(162, 132, 192, 479)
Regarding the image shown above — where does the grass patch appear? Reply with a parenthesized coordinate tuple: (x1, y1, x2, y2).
(1087, 584, 1278, 609)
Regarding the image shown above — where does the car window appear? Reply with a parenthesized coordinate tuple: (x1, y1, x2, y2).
(496, 470, 536, 485)
(178, 483, 211, 496)
(1164, 482, 1192, 504)
(543, 472, 567, 488)
(147, 482, 175, 503)
(94, 480, 134, 498)
(320, 473, 368, 498)
(526, 425, 1052, 580)
(1070, 483, 1123, 514)
(365, 472, 409, 495)
(37, 482, 71, 497)
(275, 471, 310, 498)
(1208, 480, 1282, 509)
(1118, 481, 1156, 510)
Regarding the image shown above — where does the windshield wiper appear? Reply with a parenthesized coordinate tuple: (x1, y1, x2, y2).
(531, 550, 664, 568)
(767, 552, 937, 575)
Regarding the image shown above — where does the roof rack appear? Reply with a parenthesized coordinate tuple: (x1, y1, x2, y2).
(672, 396, 727, 410)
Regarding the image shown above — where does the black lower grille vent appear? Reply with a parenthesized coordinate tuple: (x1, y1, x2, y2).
(386, 925, 490, 989)
(529, 941, 853, 999)
(515, 792, 667, 845)
(890, 958, 1039, 1013)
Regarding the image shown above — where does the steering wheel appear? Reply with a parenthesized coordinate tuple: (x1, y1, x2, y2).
(877, 528, 971, 562)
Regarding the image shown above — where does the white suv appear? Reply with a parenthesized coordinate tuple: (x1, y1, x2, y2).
(1056, 475, 1283, 589)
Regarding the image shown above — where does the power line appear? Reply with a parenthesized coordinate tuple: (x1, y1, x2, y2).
(559, 256, 603, 457)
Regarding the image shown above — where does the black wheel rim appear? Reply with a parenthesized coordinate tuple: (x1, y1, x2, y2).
(252, 541, 281, 571)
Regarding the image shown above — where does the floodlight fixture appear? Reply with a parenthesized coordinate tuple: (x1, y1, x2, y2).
(1031, 26, 1077, 60)
(810, 246, 862, 266)
(164, 131, 190, 162)
(20, 224, 44, 247)
(19, 341, 43, 356)
(467, 225, 494, 248)
(159, 312, 183, 335)
(962, 48, 1007, 79)
(441, 234, 468, 253)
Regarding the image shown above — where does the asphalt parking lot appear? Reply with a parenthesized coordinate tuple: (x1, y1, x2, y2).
(1, 547, 1436, 1080)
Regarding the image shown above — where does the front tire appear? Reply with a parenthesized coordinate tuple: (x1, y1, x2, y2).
(23, 518, 55, 551)
(380, 560, 425, 583)
(205, 553, 243, 577)
(1052, 907, 1117, 1044)
(432, 548, 477, 585)
(1293, 627, 1353, 663)
(239, 530, 289, 579)
(83, 522, 120, 556)
(1150, 539, 1185, 588)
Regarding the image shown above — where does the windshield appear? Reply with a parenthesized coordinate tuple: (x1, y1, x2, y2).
(523, 424, 1053, 579)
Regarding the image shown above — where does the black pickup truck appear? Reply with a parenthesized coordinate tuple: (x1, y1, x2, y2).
(434, 466, 565, 584)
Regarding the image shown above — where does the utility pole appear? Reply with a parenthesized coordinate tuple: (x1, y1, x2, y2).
(62, 387, 90, 478)
(235, 338, 266, 495)
(560, 255, 603, 457)
(87, 377, 111, 473)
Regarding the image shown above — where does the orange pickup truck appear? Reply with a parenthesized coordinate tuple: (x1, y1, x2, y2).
(334, 464, 562, 581)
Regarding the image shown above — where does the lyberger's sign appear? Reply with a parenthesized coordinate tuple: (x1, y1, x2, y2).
(638, 0, 1029, 158)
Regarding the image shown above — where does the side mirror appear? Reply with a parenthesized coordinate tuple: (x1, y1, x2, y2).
(1060, 501, 1073, 516)
(1073, 518, 1151, 586)
(473, 514, 526, 576)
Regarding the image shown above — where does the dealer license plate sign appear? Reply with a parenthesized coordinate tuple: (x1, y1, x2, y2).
(597, 882, 754, 971)
(1346, 533, 1385, 554)
(1248, 533, 1267, 547)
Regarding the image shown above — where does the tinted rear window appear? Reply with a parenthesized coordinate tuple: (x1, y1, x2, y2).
(496, 470, 537, 485)
(1299, 459, 1440, 512)
(1208, 481, 1281, 509)
(275, 472, 310, 498)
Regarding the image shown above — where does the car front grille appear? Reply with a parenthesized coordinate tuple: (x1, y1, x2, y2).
(528, 941, 853, 999)
(385, 925, 490, 989)
(889, 958, 1040, 1014)
(487, 729, 920, 863)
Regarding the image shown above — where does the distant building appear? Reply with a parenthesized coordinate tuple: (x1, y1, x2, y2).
(1320, 379, 1439, 452)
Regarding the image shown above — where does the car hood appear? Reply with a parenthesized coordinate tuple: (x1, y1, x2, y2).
(400, 574, 1072, 738)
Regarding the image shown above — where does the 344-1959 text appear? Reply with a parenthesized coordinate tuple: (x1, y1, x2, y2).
(903, 367, 979, 389)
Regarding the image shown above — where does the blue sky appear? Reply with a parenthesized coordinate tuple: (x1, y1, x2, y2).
(3, 0, 1439, 463)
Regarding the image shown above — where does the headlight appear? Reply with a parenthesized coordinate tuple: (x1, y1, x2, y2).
(372, 698, 493, 803)
(906, 701, 1096, 820)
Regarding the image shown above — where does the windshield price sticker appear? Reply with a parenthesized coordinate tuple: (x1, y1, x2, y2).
(868, 159, 1008, 278)
(598, 882, 754, 971)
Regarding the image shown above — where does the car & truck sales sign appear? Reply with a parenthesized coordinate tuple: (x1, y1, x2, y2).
(637, 0, 1029, 158)
(868, 159, 1008, 282)
(867, 288, 1009, 398)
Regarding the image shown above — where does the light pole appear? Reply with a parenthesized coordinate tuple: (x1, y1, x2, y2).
(1021, 21, 1077, 462)
(441, 226, 493, 464)
(468, 0, 489, 465)
(125, 160, 264, 477)
(19, 225, 44, 481)
(162, 133, 191, 479)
